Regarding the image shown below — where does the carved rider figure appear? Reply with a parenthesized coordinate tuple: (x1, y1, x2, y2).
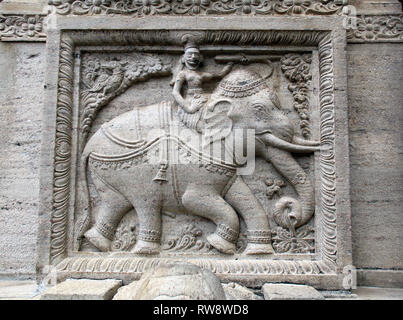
(171, 42, 233, 130)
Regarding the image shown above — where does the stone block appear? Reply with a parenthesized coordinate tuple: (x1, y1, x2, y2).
(40, 279, 122, 300)
(223, 282, 262, 300)
(112, 281, 139, 300)
(262, 283, 324, 300)
(347, 43, 403, 271)
(114, 263, 226, 300)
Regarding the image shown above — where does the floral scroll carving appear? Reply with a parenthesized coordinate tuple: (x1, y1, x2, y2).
(0, 15, 46, 41)
(80, 54, 171, 146)
(47, 0, 347, 16)
(280, 53, 312, 139)
(271, 225, 315, 253)
(111, 224, 137, 251)
(347, 15, 403, 43)
(163, 224, 214, 253)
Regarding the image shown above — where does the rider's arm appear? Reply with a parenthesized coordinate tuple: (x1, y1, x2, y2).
(201, 63, 233, 81)
(172, 72, 187, 110)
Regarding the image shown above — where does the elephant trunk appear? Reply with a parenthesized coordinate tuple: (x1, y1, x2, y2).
(265, 145, 315, 233)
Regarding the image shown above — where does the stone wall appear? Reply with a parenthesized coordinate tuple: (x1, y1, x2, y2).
(347, 43, 403, 287)
(0, 41, 45, 278)
(0, 0, 402, 287)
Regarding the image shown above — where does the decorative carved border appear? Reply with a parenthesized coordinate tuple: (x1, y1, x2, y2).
(47, 0, 347, 16)
(347, 14, 403, 43)
(3, 12, 401, 44)
(48, 29, 342, 287)
(0, 14, 46, 41)
(50, 35, 74, 264)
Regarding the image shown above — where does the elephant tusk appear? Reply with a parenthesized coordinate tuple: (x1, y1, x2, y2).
(261, 133, 320, 153)
(292, 136, 321, 147)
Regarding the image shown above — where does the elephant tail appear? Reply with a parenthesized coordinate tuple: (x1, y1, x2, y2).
(266, 145, 315, 233)
(74, 146, 92, 249)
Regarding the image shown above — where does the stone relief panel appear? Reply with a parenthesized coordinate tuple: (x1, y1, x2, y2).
(40, 28, 351, 288)
(73, 45, 320, 258)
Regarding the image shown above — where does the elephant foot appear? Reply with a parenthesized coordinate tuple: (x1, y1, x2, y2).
(207, 233, 236, 254)
(244, 243, 274, 255)
(84, 227, 111, 252)
(131, 240, 160, 255)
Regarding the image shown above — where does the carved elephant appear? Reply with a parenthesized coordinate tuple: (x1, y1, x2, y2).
(78, 66, 320, 255)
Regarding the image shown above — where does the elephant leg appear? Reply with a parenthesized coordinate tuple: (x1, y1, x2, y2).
(84, 173, 132, 252)
(225, 176, 274, 255)
(182, 186, 239, 254)
(131, 200, 162, 255)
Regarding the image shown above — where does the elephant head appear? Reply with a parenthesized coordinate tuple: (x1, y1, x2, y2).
(201, 67, 320, 233)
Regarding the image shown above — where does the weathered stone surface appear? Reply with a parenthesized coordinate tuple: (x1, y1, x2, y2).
(262, 283, 325, 300)
(0, 280, 39, 299)
(114, 263, 226, 300)
(357, 269, 403, 289)
(351, 0, 402, 14)
(353, 286, 403, 300)
(223, 282, 262, 300)
(0, 41, 44, 279)
(112, 281, 140, 300)
(0, 0, 46, 14)
(40, 279, 122, 300)
(347, 43, 403, 271)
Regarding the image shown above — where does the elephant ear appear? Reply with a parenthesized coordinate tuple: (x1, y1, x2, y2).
(202, 100, 233, 147)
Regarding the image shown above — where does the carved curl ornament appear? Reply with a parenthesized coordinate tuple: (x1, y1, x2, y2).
(47, 0, 347, 16)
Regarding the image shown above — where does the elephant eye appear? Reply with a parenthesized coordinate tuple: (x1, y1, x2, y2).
(253, 104, 265, 112)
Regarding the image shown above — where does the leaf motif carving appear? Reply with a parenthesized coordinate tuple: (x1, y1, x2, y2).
(47, 0, 346, 16)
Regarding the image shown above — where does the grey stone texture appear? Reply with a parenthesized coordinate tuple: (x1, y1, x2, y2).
(0, 0, 47, 14)
(112, 280, 140, 300)
(0, 280, 40, 300)
(40, 279, 122, 300)
(113, 263, 226, 300)
(350, 0, 402, 14)
(223, 282, 263, 300)
(262, 283, 325, 300)
(347, 43, 403, 271)
(0, 42, 44, 279)
(3, 280, 403, 300)
(357, 270, 403, 288)
(352, 286, 403, 300)
(115, 277, 263, 300)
